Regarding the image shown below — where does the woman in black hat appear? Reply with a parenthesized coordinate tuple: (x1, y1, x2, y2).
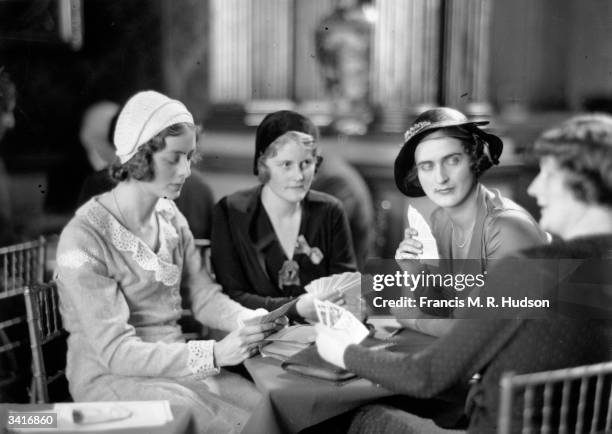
(394, 107, 548, 336)
(211, 111, 357, 322)
(316, 112, 612, 434)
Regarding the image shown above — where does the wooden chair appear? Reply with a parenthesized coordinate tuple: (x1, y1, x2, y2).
(0, 237, 47, 401)
(23, 281, 68, 403)
(193, 238, 212, 276)
(0, 236, 46, 299)
(498, 361, 612, 434)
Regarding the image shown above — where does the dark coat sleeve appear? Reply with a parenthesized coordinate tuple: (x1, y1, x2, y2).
(326, 200, 358, 274)
(344, 317, 523, 398)
(174, 171, 215, 239)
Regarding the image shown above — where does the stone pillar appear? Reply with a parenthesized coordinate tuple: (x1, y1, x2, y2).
(161, 0, 210, 121)
(208, 0, 252, 103)
(442, 0, 492, 115)
(371, 0, 441, 131)
(294, 0, 335, 103)
(251, 0, 294, 100)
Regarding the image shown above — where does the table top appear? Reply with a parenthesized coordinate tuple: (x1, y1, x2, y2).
(243, 327, 435, 434)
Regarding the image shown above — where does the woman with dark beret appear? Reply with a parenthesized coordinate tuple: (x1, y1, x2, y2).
(211, 110, 357, 321)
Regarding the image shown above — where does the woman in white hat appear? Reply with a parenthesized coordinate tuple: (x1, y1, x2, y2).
(55, 91, 278, 433)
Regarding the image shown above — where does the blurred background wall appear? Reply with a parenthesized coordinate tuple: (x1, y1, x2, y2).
(0, 0, 611, 255)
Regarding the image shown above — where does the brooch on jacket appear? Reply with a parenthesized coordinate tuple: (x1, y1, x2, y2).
(295, 235, 324, 265)
(278, 236, 324, 289)
(278, 259, 300, 288)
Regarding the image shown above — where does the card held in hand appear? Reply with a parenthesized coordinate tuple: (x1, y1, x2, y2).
(407, 205, 439, 262)
(242, 298, 299, 326)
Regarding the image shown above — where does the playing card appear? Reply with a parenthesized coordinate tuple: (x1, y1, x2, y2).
(407, 205, 439, 260)
(326, 302, 345, 327)
(329, 274, 340, 293)
(334, 272, 361, 294)
(333, 310, 369, 343)
(314, 298, 328, 325)
(242, 298, 299, 326)
(305, 272, 362, 300)
(343, 284, 362, 320)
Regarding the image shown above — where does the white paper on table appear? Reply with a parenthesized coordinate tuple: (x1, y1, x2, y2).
(407, 205, 439, 260)
(31, 401, 174, 432)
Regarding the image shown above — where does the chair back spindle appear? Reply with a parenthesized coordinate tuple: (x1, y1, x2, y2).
(499, 361, 612, 434)
(24, 282, 66, 403)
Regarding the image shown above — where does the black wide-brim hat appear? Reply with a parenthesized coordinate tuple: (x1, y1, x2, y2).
(394, 107, 503, 197)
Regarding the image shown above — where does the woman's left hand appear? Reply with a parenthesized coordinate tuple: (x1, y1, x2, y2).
(296, 292, 345, 322)
(314, 323, 353, 369)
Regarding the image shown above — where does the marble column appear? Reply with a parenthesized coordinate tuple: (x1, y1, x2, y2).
(442, 0, 492, 115)
(250, 0, 293, 100)
(294, 0, 335, 103)
(161, 0, 210, 121)
(371, 0, 441, 131)
(208, 0, 253, 103)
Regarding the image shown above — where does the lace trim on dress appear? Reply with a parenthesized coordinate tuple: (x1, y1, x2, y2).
(187, 340, 220, 378)
(80, 199, 181, 286)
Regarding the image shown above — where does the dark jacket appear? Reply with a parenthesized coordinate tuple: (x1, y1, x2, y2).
(211, 186, 357, 316)
(345, 235, 612, 433)
(312, 152, 374, 269)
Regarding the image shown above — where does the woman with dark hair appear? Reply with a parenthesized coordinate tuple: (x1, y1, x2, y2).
(211, 110, 357, 322)
(55, 91, 279, 433)
(316, 113, 612, 433)
(393, 107, 548, 336)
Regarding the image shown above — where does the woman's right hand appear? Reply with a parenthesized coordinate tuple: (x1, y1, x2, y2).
(395, 228, 423, 259)
(213, 322, 279, 367)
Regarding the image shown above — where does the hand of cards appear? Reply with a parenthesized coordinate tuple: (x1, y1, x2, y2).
(305, 271, 362, 319)
(314, 299, 370, 344)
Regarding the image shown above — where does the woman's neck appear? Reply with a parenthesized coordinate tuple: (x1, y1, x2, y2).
(564, 206, 612, 240)
(261, 185, 301, 219)
(113, 181, 158, 226)
(444, 183, 480, 231)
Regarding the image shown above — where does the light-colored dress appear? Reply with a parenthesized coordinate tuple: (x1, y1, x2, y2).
(55, 194, 260, 433)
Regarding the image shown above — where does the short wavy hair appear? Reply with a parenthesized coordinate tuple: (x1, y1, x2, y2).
(405, 125, 494, 191)
(532, 113, 612, 206)
(256, 131, 322, 184)
(109, 122, 196, 182)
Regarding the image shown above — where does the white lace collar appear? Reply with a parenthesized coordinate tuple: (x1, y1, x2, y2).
(78, 197, 181, 286)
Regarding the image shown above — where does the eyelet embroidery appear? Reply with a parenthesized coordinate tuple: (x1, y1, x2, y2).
(187, 340, 220, 378)
(80, 199, 181, 286)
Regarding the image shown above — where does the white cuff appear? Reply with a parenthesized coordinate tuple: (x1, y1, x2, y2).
(187, 340, 220, 378)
